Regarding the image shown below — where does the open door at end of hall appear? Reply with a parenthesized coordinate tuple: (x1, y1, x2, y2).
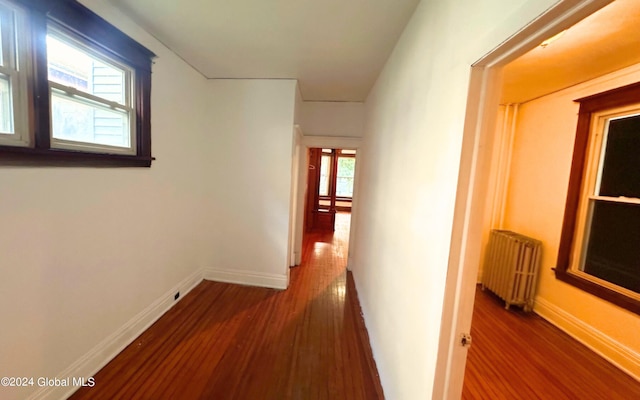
(305, 148, 356, 232)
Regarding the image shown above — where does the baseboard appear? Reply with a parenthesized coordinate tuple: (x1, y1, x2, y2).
(28, 270, 203, 400)
(534, 296, 640, 381)
(203, 268, 288, 290)
(27, 267, 285, 400)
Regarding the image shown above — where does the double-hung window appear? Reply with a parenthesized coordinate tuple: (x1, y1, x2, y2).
(556, 82, 640, 314)
(0, 0, 155, 166)
(48, 28, 135, 154)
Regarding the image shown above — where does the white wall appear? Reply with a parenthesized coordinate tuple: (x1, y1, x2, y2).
(503, 63, 640, 378)
(204, 79, 297, 289)
(0, 2, 213, 400)
(1, 3, 300, 400)
(300, 101, 364, 137)
(350, 0, 558, 398)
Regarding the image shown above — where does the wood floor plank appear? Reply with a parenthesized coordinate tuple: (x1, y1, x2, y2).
(69, 213, 383, 400)
(463, 287, 640, 399)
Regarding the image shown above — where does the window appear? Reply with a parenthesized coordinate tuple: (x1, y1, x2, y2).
(336, 156, 355, 198)
(556, 82, 640, 314)
(319, 154, 331, 196)
(575, 108, 640, 293)
(0, 0, 155, 166)
(318, 149, 357, 199)
(0, 0, 29, 146)
(48, 30, 134, 154)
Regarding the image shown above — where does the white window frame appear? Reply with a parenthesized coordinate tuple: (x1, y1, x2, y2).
(47, 25, 136, 156)
(335, 155, 356, 198)
(569, 103, 640, 300)
(0, 0, 31, 147)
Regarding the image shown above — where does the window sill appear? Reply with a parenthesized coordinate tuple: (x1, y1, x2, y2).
(554, 268, 640, 315)
(0, 146, 153, 167)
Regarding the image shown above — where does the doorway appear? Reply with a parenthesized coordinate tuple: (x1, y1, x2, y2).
(291, 135, 362, 269)
(461, 0, 640, 396)
(305, 148, 357, 232)
(299, 147, 357, 265)
(434, 1, 616, 398)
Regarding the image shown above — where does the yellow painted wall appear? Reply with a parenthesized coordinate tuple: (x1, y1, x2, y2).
(503, 63, 640, 377)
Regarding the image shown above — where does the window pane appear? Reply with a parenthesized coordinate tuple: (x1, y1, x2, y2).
(0, 12, 4, 67)
(336, 177, 354, 197)
(47, 35, 126, 105)
(319, 155, 331, 196)
(336, 157, 355, 197)
(51, 92, 129, 148)
(599, 114, 640, 198)
(0, 5, 15, 135)
(0, 4, 12, 68)
(583, 200, 640, 293)
(0, 74, 12, 133)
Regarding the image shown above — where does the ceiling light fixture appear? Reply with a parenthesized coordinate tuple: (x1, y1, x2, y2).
(540, 30, 567, 48)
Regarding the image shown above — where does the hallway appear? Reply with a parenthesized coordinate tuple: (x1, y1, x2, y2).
(70, 213, 383, 399)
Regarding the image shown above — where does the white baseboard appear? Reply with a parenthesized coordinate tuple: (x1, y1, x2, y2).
(28, 270, 203, 400)
(203, 268, 288, 290)
(26, 267, 286, 400)
(534, 296, 640, 381)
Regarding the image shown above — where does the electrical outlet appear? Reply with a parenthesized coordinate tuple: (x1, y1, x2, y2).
(174, 292, 180, 300)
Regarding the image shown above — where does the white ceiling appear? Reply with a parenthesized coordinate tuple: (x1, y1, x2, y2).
(109, 0, 420, 102)
(502, 0, 640, 104)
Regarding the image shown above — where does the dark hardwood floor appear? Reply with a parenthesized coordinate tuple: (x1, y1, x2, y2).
(70, 209, 640, 400)
(463, 287, 640, 399)
(70, 213, 384, 400)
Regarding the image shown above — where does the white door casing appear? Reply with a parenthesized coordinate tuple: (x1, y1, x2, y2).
(432, 1, 615, 398)
(291, 134, 363, 267)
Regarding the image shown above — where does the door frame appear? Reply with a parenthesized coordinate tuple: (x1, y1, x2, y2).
(291, 132, 362, 267)
(432, 0, 614, 398)
(287, 126, 303, 269)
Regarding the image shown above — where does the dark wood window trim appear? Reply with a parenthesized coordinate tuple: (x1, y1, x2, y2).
(555, 81, 640, 314)
(320, 196, 353, 202)
(0, 0, 156, 167)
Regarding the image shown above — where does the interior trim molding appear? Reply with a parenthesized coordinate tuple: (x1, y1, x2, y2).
(301, 135, 362, 149)
(24, 268, 286, 400)
(27, 270, 203, 400)
(534, 296, 640, 381)
(204, 268, 288, 290)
